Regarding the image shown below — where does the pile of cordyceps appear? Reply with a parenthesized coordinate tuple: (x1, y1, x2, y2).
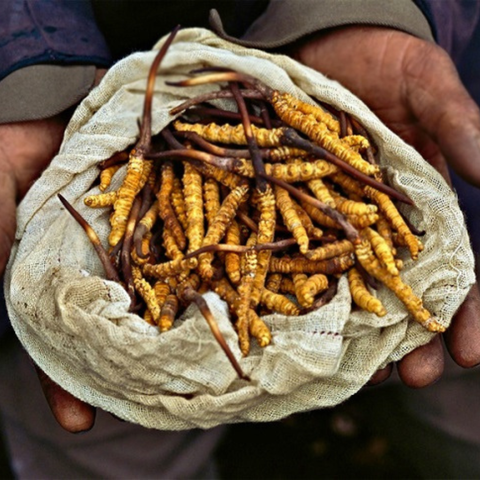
(59, 28, 443, 380)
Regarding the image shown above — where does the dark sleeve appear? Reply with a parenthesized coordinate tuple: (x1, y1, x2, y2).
(0, 0, 111, 123)
(211, 0, 435, 49)
(413, 1, 480, 60)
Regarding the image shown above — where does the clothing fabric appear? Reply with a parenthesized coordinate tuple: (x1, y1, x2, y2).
(0, 0, 111, 81)
(213, 0, 433, 48)
(415, 0, 480, 60)
(0, 0, 267, 123)
(1, 0, 475, 124)
(0, 0, 110, 121)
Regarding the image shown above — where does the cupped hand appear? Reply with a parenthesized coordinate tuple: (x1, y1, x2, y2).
(0, 116, 67, 274)
(0, 115, 96, 432)
(293, 26, 480, 387)
(1, 68, 107, 432)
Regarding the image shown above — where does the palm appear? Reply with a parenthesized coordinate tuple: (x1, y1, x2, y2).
(0, 116, 97, 432)
(295, 26, 480, 185)
(0, 117, 67, 274)
(295, 26, 480, 383)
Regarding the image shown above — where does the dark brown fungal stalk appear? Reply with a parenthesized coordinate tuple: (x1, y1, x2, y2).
(184, 237, 298, 259)
(280, 128, 413, 205)
(230, 81, 267, 193)
(138, 25, 182, 157)
(340, 111, 347, 138)
(174, 131, 252, 158)
(261, 173, 360, 245)
(169, 89, 264, 116)
(98, 150, 130, 170)
(121, 196, 142, 306)
(187, 106, 267, 126)
(236, 210, 258, 233)
(138, 183, 155, 219)
(180, 287, 249, 380)
(58, 194, 120, 283)
(108, 25, 181, 248)
(147, 148, 236, 172)
(256, 99, 273, 130)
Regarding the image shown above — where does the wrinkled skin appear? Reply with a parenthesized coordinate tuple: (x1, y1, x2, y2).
(294, 26, 480, 387)
(3, 27, 480, 432)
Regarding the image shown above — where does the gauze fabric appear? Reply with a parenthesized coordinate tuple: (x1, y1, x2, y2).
(4, 29, 474, 430)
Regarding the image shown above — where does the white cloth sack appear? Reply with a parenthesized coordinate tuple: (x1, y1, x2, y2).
(4, 29, 475, 430)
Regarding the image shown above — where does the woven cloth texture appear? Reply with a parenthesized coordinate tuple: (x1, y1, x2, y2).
(4, 29, 475, 430)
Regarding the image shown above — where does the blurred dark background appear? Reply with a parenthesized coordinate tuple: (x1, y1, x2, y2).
(0, 382, 417, 479)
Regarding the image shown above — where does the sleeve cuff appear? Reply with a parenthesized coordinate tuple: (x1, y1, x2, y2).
(0, 64, 96, 124)
(211, 0, 434, 49)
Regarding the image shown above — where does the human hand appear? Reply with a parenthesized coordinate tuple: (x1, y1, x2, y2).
(0, 114, 97, 432)
(1, 68, 107, 432)
(0, 116, 67, 273)
(293, 26, 480, 387)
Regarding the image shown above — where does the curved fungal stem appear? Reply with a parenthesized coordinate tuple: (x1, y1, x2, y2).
(280, 128, 413, 205)
(121, 196, 142, 306)
(137, 25, 181, 155)
(236, 210, 258, 233)
(261, 173, 361, 245)
(147, 148, 236, 171)
(256, 99, 273, 130)
(107, 26, 181, 249)
(174, 131, 252, 157)
(167, 71, 271, 98)
(98, 150, 130, 170)
(230, 81, 267, 192)
(187, 106, 267, 126)
(184, 238, 298, 259)
(180, 287, 249, 381)
(169, 89, 264, 116)
(58, 194, 120, 283)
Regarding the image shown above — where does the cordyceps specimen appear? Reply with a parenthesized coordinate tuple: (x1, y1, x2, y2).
(60, 29, 444, 383)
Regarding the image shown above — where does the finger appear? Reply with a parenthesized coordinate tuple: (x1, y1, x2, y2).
(366, 363, 393, 386)
(397, 334, 444, 388)
(0, 167, 17, 275)
(423, 148, 451, 186)
(35, 365, 96, 433)
(401, 129, 452, 186)
(404, 42, 480, 186)
(444, 282, 480, 368)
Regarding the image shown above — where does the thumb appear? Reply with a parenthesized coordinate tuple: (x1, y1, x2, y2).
(35, 364, 96, 433)
(404, 42, 480, 186)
